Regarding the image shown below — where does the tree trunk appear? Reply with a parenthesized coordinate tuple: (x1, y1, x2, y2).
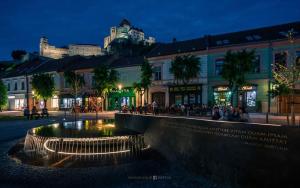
(44, 99, 47, 108)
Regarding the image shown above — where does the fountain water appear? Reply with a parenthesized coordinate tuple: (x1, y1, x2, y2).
(23, 120, 150, 165)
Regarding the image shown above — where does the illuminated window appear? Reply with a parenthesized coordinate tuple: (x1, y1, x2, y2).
(52, 97, 59, 108)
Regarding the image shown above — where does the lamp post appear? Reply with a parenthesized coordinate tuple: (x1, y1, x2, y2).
(118, 84, 122, 112)
(32, 90, 35, 108)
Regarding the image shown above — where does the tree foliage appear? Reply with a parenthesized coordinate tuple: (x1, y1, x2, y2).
(0, 80, 8, 109)
(64, 71, 85, 98)
(93, 65, 118, 98)
(11, 50, 26, 60)
(221, 49, 255, 106)
(133, 59, 153, 104)
(169, 55, 201, 85)
(133, 59, 152, 92)
(31, 74, 55, 107)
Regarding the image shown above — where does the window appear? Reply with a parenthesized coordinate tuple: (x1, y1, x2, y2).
(91, 76, 96, 87)
(153, 66, 162, 81)
(21, 82, 25, 90)
(215, 59, 224, 76)
(274, 52, 287, 70)
(175, 95, 181, 105)
(252, 55, 260, 73)
(7, 83, 10, 91)
(296, 51, 300, 67)
(14, 82, 17, 91)
(52, 96, 59, 108)
(64, 79, 70, 88)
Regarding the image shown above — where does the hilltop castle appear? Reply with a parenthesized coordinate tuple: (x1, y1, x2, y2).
(104, 19, 155, 49)
(39, 37, 102, 59)
(39, 19, 155, 59)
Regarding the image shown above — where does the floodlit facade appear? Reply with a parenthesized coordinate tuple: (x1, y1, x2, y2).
(104, 19, 155, 49)
(40, 37, 103, 59)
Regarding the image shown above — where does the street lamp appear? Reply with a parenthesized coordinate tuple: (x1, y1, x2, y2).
(32, 90, 35, 108)
(118, 84, 122, 90)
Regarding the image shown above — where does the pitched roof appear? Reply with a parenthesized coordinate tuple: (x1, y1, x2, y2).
(147, 21, 300, 58)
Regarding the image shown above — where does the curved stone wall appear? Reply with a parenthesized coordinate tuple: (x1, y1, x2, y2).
(115, 113, 300, 187)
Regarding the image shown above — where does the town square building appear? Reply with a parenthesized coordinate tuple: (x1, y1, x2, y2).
(1, 21, 300, 113)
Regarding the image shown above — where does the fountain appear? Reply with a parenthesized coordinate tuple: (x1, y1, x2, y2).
(22, 119, 150, 166)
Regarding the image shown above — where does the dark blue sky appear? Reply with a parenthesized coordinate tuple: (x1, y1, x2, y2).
(0, 0, 299, 61)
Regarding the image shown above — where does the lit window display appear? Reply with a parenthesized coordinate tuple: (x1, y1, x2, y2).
(52, 96, 59, 108)
(246, 91, 256, 107)
(213, 87, 232, 106)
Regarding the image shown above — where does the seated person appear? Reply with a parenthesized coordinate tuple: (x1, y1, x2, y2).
(212, 107, 221, 120)
(30, 106, 40, 119)
(41, 108, 49, 118)
(23, 107, 30, 120)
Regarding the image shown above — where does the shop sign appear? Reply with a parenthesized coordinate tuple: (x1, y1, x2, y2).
(214, 86, 229, 92)
(241, 86, 255, 91)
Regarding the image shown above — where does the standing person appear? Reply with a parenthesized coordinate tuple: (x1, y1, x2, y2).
(152, 100, 158, 115)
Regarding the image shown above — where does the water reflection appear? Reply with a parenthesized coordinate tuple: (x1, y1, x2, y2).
(34, 119, 136, 138)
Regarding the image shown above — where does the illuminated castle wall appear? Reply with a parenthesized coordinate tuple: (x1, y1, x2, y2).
(40, 37, 102, 59)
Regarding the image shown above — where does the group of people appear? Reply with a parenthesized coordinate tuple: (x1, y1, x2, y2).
(121, 100, 160, 115)
(169, 104, 211, 116)
(212, 106, 250, 122)
(23, 106, 49, 120)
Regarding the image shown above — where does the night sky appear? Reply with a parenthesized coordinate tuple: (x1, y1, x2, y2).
(0, 0, 299, 61)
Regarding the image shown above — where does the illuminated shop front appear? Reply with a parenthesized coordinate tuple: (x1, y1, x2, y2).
(7, 94, 26, 110)
(169, 85, 202, 106)
(239, 86, 257, 110)
(60, 94, 82, 109)
(107, 87, 136, 110)
(213, 85, 257, 110)
(213, 87, 232, 106)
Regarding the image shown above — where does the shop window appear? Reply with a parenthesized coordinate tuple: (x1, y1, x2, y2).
(184, 95, 188, 104)
(252, 55, 260, 73)
(215, 59, 224, 76)
(175, 95, 181, 105)
(7, 83, 10, 91)
(153, 66, 162, 81)
(21, 82, 25, 90)
(15, 99, 25, 110)
(52, 97, 59, 108)
(246, 91, 256, 107)
(190, 94, 196, 104)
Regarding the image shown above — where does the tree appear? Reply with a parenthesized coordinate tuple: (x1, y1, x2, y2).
(31, 74, 55, 108)
(272, 64, 300, 125)
(170, 55, 200, 85)
(133, 59, 153, 105)
(64, 71, 85, 106)
(11, 50, 26, 60)
(221, 49, 255, 107)
(0, 80, 8, 111)
(93, 65, 118, 111)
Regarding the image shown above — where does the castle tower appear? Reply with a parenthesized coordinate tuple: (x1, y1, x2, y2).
(40, 37, 48, 56)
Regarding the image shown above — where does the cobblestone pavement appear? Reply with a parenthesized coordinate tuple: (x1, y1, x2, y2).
(0, 117, 227, 188)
